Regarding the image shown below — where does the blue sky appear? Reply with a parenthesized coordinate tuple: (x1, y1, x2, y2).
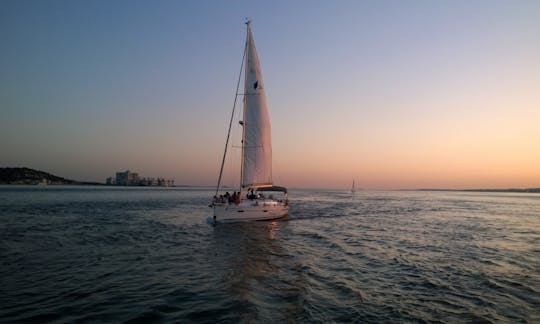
(2, 0, 539, 188)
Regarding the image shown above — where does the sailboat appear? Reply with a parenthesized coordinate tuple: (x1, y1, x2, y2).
(351, 180, 356, 193)
(209, 21, 289, 223)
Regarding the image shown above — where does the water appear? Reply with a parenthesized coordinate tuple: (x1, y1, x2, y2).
(1, 186, 539, 323)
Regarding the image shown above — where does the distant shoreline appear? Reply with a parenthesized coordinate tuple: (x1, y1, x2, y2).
(416, 188, 540, 193)
(1, 183, 539, 193)
(2, 168, 539, 192)
(0, 167, 195, 187)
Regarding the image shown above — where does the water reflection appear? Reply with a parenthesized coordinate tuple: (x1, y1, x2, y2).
(209, 220, 306, 322)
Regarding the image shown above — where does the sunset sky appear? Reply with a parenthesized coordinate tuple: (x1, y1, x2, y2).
(2, 0, 539, 189)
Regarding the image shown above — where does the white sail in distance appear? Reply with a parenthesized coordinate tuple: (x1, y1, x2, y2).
(241, 23, 273, 189)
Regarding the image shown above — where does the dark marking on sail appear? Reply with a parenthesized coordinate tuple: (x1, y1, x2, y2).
(253, 80, 258, 89)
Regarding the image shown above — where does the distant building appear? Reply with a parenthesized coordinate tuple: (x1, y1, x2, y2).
(115, 170, 139, 186)
(108, 170, 174, 187)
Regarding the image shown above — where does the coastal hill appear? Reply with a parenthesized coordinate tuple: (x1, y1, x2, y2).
(0, 167, 100, 185)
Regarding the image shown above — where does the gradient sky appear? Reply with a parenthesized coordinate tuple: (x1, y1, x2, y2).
(1, 0, 539, 189)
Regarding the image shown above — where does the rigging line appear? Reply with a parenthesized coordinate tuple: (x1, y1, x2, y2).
(215, 37, 247, 197)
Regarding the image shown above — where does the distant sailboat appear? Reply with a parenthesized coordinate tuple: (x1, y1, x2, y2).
(209, 21, 289, 223)
(351, 180, 356, 193)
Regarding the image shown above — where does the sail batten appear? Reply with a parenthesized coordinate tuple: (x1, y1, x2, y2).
(241, 23, 273, 188)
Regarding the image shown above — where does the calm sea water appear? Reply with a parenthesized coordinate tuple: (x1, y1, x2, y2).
(1, 186, 539, 323)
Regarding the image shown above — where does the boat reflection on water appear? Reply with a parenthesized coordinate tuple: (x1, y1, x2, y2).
(208, 219, 308, 322)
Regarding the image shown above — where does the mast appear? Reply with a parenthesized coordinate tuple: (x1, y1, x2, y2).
(240, 20, 250, 193)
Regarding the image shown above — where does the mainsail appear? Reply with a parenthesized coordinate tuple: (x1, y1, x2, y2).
(241, 22, 273, 188)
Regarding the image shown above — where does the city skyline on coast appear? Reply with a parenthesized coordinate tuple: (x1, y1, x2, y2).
(1, 0, 539, 189)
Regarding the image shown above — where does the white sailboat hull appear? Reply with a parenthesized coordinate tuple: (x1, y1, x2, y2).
(211, 200, 288, 223)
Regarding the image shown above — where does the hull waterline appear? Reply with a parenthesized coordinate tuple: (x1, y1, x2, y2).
(210, 201, 288, 223)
